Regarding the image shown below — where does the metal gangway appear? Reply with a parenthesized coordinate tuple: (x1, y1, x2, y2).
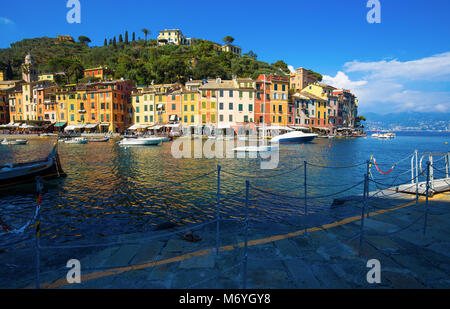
(396, 151, 450, 196)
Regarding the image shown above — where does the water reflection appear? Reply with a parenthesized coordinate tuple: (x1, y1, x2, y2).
(0, 135, 448, 246)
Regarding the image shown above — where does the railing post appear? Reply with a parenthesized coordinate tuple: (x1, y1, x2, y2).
(359, 173, 368, 257)
(243, 180, 249, 289)
(366, 160, 371, 218)
(35, 177, 43, 289)
(415, 150, 419, 204)
(429, 156, 434, 191)
(445, 152, 449, 179)
(216, 165, 221, 256)
(304, 161, 307, 235)
(423, 161, 430, 235)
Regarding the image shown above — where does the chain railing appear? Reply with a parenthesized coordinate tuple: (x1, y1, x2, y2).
(1, 149, 449, 289)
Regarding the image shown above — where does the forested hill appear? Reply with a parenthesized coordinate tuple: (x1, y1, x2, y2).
(0, 37, 322, 86)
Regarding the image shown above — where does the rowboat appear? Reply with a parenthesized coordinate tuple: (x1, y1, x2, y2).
(1, 139, 28, 145)
(0, 144, 66, 188)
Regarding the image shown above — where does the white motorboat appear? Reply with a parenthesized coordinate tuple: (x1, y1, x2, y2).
(119, 137, 162, 146)
(1, 139, 28, 145)
(63, 137, 89, 144)
(270, 131, 317, 144)
(157, 137, 171, 142)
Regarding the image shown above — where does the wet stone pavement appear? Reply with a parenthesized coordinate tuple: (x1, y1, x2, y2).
(1, 191, 450, 289)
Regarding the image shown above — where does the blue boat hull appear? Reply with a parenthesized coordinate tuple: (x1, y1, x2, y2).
(278, 136, 316, 144)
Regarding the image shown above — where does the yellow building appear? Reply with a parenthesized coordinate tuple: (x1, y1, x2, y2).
(267, 76, 289, 126)
(181, 91, 199, 125)
(301, 83, 336, 128)
(157, 29, 190, 46)
(131, 90, 157, 128)
(39, 74, 54, 81)
(221, 44, 242, 56)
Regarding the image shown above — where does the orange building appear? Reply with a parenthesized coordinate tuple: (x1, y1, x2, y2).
(84, 67, 115, 81)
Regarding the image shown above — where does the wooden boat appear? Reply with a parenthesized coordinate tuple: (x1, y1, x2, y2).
(1, 138, 28, 145)
(0, 144, 66, 188)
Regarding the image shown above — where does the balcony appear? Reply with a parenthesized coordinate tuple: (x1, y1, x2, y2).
(78, 109, 86, 113)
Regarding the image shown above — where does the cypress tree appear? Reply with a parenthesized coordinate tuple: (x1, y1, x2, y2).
(104, 38, 107, 46)
(109, 38, 112, 45)
(125, 31, 129, 44)
(113, 37, 117, 47)
(119, 34, 123, 43)
(132, 32, 135, 41)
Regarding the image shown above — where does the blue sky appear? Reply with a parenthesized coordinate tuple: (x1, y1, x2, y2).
(1, 0, 449, 114)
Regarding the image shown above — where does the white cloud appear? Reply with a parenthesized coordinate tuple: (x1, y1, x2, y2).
(288, 65, 295, 74)
(344, 52, 450, 81)
(323, 52, 450, 113)
(0, 17, 14, 25)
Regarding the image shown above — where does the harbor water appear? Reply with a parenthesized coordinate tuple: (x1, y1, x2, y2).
(0, 133, 449, 248)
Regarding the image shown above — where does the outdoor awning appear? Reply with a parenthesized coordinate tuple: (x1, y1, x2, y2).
(84, 124, 98, 129)
(258, 126, 293, 131)
(152, 125, 163, 130)
(64, 125, 76, 131)
(128, 124, 148, 130)
(313, 127, 330, 131)
(165, 123, 181, 128)
(99, 123, 110, 127)
(217, 124, 232, 129)
(169, 115, 177, 121)
(54, 122, 67, 127)
(157, 104, 163, 109)
(289, 126, 309, 131)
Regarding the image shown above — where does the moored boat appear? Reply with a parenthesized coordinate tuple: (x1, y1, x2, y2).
(1, 139, 28, 145)
(119, 137, 162, 146)
(0, 144, 66, 188)
(89, 137, 110, 143)
(270, 131, 318, 144)
(63, 137, 89, 144)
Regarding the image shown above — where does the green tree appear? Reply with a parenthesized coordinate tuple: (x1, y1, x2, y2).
(119, 34, 123, 43)
(270, 60, 290, 75)
(78, 36, 91, 45)
(222, 36, 235, 44)
(132, 32, 136, 41)
(113, 37, 117, 48)
(125, 31, 129, 44)
(104, 39, 107, 46)
(142, 28, 150, 43)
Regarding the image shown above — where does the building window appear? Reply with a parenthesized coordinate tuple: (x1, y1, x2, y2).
(239, 104, 243, 111)
(229, 103, 233, 110)
(136, 116, 140, 123)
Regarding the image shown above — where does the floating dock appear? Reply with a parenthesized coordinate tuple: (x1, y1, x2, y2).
(393, 178, 450, 196)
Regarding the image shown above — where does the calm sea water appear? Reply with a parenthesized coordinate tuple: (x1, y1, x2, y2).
(0, 132, 449, 248)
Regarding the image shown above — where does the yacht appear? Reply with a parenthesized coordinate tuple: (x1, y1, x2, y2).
(270, 131, 318, 144)
(119, 137, 162, 146)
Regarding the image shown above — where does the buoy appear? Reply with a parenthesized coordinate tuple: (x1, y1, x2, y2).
(329, 144, 331, 148)
(302, 143, 304, 146)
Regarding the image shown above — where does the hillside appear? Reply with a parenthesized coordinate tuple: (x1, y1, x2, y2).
(364, 112, 450, 131)
(0, 37, 304, 85)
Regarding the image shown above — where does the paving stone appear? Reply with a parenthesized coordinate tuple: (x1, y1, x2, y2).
(310, 263, 350, 289)
(274, 239, 302, 258)
(363, 218, 399, 233)
(162, 239, 184, 254)
(105, 244, 140, 266)
(130, 241, 164, 265)
(179, 253, 215, 269)
(383, 270, 425, 289)
(246, 268, 295, 289)
(283, 259, 320, 288)
(427, 242, 450, 258)
(389, 254, 448, 283)
(316, 241, 356, 261)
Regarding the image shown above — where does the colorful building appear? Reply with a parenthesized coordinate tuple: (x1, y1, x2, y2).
(84, 67, 115, 80)
(290, 67, 319, 92)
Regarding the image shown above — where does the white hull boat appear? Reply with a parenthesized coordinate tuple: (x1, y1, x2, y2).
(119, 137, 162, 146)
(270, 131, 317, 144)
(233, 145, 278, 152)
(63, 137, 89, 144)
(1, 139, 28, 145)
